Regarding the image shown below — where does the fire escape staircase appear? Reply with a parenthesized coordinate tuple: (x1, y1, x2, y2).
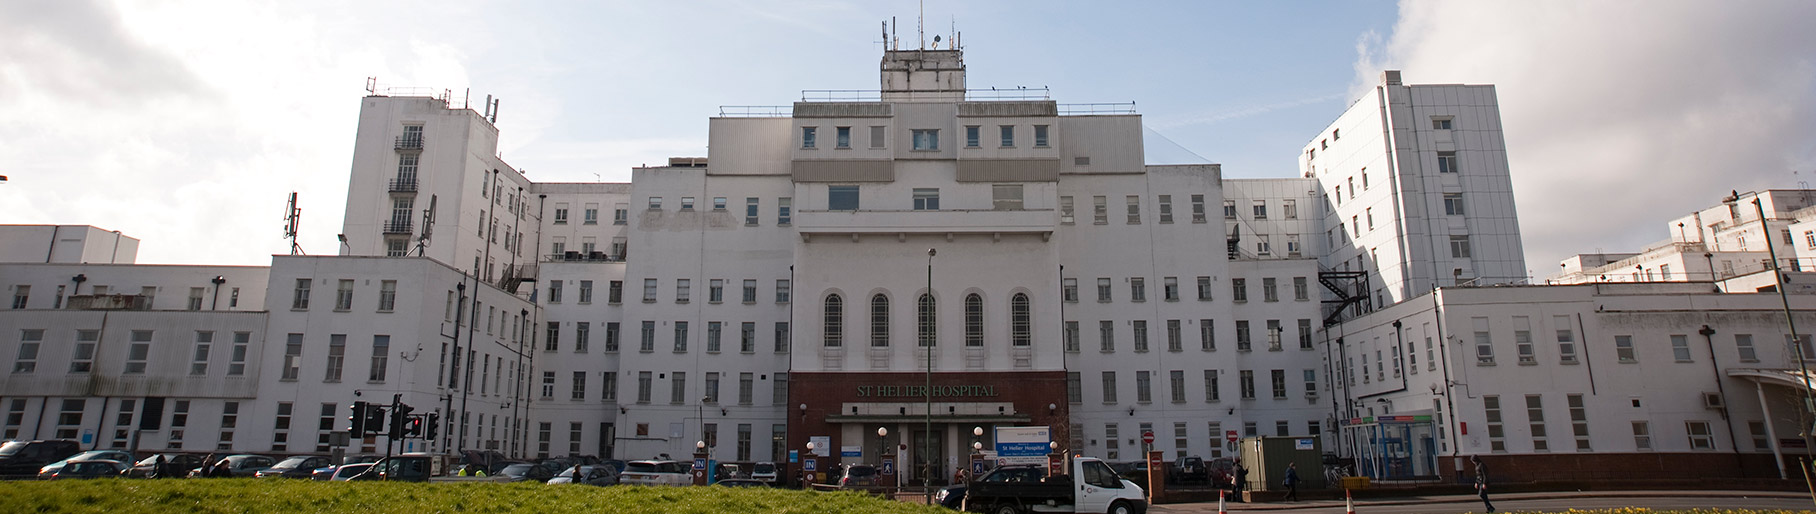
(1318, 267, 1369, 327)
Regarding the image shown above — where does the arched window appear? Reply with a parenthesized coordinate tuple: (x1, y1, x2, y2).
(1011, 293, 1031, 346)
(918, 294, 937, 347)
(823, 294, 843, 347)
(870, 294, 890, 347)
(964, 293, 984, 347)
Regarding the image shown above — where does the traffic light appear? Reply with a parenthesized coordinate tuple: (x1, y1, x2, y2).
(389, 404, 415, 439)
(403, 417, 424, 437)
(425, 412, 440, 440)
(348, 401, 369, 438)
(365, 404, 388, 438)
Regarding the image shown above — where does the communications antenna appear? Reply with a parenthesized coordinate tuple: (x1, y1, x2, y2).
(282, 192, 305, 255)
(413, 195, 437, 257)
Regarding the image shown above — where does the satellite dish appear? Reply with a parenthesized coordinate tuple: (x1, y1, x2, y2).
(934, 35, 941, 43)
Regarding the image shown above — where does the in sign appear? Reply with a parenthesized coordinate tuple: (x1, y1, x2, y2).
(1141, 431, 1155, 444)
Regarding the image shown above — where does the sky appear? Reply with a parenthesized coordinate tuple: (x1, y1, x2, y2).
(2, 1, 1812, 277)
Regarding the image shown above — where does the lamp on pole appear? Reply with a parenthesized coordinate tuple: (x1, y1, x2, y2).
(924, 247, 936, 502)
(1750, 195, 1815, 442)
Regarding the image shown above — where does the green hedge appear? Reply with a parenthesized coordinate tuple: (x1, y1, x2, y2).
(0, 479, 952, 514)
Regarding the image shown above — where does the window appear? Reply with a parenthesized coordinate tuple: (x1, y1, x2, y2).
(1437, 151, 1459, 173)
(1514, 316, 1534, 364)
(740, 322, 756, 353)
(918, 294, 937, 347)
(1196, 277, 1212, 301)
(1204, 370, 1220, 402)
(376, 280, 396, 312)
(1200, 319, 1215, 351)
(1526, 395, 1549, 452)
(614, 204, 628, 224)
(1432, 117, 1453, 130)
(744, 198, 759, 225)
(1130, 278, 1146, 302)
(584, 205, 600, 224)
(1303, 369, 1318, 395)
(1270, 369, 1287, 399)
(647, 197, 663, 210)
(1135, 371, 1152, 403)
(870, 126, 886, 148)
(870, 295, 890, 347)
(1473, 317, 1494, 364)
(541, 371, 556, 399)
(1252, 200, 1267, 219)
(555, 205, 570, 223)
(642, 279, 658, 302)
(1067, 372, 1082, 404)
(640, 321, 656, 352)
(1223, 200, 1237, 219)
(1555, 315, 1577, 363)
(1099, 321, 1115, 353)
(1672, 334, 1692, 362)
(228, 332, 249, 376)
(1101, 372, 1118, 403)
(1034, 125, 1049, 147)
(1450, 236, 1472, 259)
(14, 329, 42, 373)
(1011, 293, 1031, 346)
(1125, 195, 1141, 223)
(709, 279, 724, 303)
(1444, 194, 1466, 215)
(1262, 278, 1278, 302)
(1687, 421, 1714, 450)
(673, 321, 690, 352)
(605, 322, 621, 352)
(999, 125, 1015, 147)
(670, 372, 687, 405)
(1568, 394, 1590, 451)
(965, 126, 980, 147)
(1132, 321, 1149, 352)
(712, 197, 727, 211)
(1063, 278, 1078, 303)
(1298, 319, 1313, 349)
(609, 281, 623, 304)
(1628, 420, 1652, 451)
(282, 333, 303, 380)
(1163, 277, 1179, 301)
(125, 330, 152, 374)
(801, 126, 817, 148)
(1615, 335, 1636, 362)
(636, 372, 652, 404)
(576, 323, 591, 353)
(1158, 195, 1173, 223)
(1060, 196, 1075, 224)
(681, 197, 695, 210)
(823, 294, 843, 347)
(835, 126, 851, 149)
(1231, 278, 1247, 302)
(994, 184, 1024, 210)
(1191, 194, 1206, 223)
(324, 334, 346, 382)
(1239, 370, 1256, 400)
(1097, 278, 1112, 302)
(913, 188, 940, 210)
(704, 372, 720, 404)
(1064, 321, 1080, 352)
(187, 287, 204, 311)
(1282, 199, 1297, 219)
(675, 279, 692, 304)
(1266, 320, 1283, 351)
(778, 197, 792, 225)
(912, 129, 939, 150)
(777, 279, 791, 303)
(828, 185, 859, 211)
(1093, 196, 1108, 224)
(1737, 334, 1758, 362)
(292, 279, 311, 309)
(579, 280, 594, 304)
(1484, 395, 1506, 452)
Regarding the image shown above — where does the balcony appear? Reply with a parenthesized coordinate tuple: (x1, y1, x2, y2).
(382, 220, 413, 234)
(544, 251, 625, 263)
(388, 178, 418, 193)
(394, 136, 423, 151)
(65, 294, 150, 311)
(794, 208, 1056, 240)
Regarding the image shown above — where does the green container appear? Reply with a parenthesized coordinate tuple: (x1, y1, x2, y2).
(1235, 435, 1324, 492)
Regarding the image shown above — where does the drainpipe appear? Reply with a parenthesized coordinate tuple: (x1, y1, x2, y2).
(1700, 324, 1744, 474)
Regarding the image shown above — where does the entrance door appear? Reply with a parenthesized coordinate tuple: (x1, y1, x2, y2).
(914, 429, 945, 485)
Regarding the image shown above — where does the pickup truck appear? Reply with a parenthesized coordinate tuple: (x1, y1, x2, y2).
(962, 456, 1146, 514)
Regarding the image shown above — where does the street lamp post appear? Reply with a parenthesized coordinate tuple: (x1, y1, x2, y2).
(1751, 196, 1815, 444)
(924, 247, 935, 503)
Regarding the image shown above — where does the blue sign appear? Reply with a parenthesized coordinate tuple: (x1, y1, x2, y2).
(881, 458, 894, 475)
(971, 459, 985, 474)
(788, 450, 799, 463)
(841, 448, 862, 457)
(693, 458, 706, 470)
(995, 441, 1050, 457)
(804, 459, 817, 472)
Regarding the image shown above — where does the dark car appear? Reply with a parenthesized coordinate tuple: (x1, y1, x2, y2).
(46, 459, 126, 480)
(1170, 456, 1208, 484)
(936, 465, 1046, 509)
(1114, 460, 1150, 483)
(548, 465, 618, 486)
(329, 463, 374, 481)
(1207, 457, 1237, 487)
(256, 456, 333, 478)
(497, 462, 555, 482)
(126, 453, 206, 478)
(39, 450, 135, 478)
(837, 464, 879, 488)
(311, 455, 381, 481)
(934, 483, 967, 509)
(0, 440, 81, 476)
(190, 455, 277, 478)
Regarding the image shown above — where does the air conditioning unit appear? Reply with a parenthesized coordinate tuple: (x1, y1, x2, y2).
(1702, 392, 1725, 409)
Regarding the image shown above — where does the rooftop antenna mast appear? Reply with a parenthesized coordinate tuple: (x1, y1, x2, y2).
(283, 192, 305, 255)
(413, 194, 438, 257)
(917, 0, 924, 50)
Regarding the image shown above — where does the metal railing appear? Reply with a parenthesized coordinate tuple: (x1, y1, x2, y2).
(388, 178, 418, 193)
(799, 88, 1052, 102)
(383, 220, 413, 234)
(1058, 102, 1137, 115)
(395, 136, 424, 150)
(544, 252, 625, 263)
(718, 106, 792, 118)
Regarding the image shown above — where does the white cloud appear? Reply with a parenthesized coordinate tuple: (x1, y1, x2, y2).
(1356, 0, 1816, 276)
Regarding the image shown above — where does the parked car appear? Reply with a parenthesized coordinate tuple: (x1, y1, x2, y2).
(257, 456, 334, 479)
(750, 462, 778, 484)
(715, 478, 768, 487)
(311, 455, 381, 481)
(1113, 461, 1149, 483)
(619, 460, 691, 486)
(934, 483, 968, 510)
(837, 464, 880, 488)
(39, 450, 135, 477)
(189, 455, 277, 478)
(329, 463, 374, 481)
(0, 440, 81, 476)
(1206, 457, 1237, 487)
(125, 453, 206, 478)
(45, 459, 127, 480)
(1169, 456, 1208, 485)
(716, 463, 743, 480)
(547, 464, 618, 486)
(938, 465, 1048, 510)
(496, 462, 555, 483)
(962, 456, 1145, 514)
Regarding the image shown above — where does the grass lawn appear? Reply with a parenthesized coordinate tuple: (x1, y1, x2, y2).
(0, 479, 952, 514)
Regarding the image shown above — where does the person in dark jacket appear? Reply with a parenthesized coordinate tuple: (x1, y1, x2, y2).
(1232, 460, 1248, 502)
(151, 455, 167, 479)
(1473, 455, 1494, 513)
(1282, 462, 1300, 501)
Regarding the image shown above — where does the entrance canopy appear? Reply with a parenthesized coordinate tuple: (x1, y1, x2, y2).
(1727, 368, 1816, 391)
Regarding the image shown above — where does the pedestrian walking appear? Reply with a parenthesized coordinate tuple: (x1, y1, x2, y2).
(1232, 459, 1248, 503)
(151, 454, 167, 479)
(1282, 462, 1300, 501)
(1473, 455, 1495, 513)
